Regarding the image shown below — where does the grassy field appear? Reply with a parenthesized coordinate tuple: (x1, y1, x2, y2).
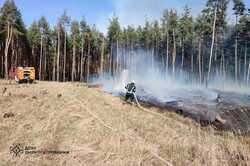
(0, 80, 250, 166)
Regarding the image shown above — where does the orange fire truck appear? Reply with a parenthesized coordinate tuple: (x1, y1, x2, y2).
(9, 67, 35, 83)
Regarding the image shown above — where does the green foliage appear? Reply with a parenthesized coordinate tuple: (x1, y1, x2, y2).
(27, 21, 40, 47)
(38, 16, 50, 44)
(0, 0, 26, 36)
(71, 20, 80, 45)
(233, 0, 246, 16)
(195, 9, 212, 37)
(178, 6, 193, 41)
(61, 11, 71, 28)
(0, 0, 29, 68)
(107, 15, 121, 44)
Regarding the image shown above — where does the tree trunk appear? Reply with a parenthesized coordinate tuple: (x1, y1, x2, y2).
(131, 43, 135, 72)
(214, 34, 218, 61)
(247, 61, 250, 87)
(31, 45, 34, 68)
(207, 1, 218, 82)
(198, 37, 202, 85)
(4, 22, 13, 79)
(166, 32, 169, 74)
(152, 46, 155, 69)
(215, 34, 219, 78)
(181, 39, 184, 71)
(239, 58, 242, 82)
(11, 39, 15, 69)
(1, 43, 3, 77)
(77, 54, 80, 80)
(86, 41, 90, 83)
(108, 54, 111, 75)
(235, 15, 238, 83)
(16, 40, 19, 67)
(80, 38, 84, 82)
(57, 27, 60, 82)
(52, 39, 57, 81)
(63, 30, 67, 82)
(71, 38, 76, 82)
(100, 36, 105, 78)
(124, 40, 128, 69)
(116, 39, 119, 74)
(39, 35, 43, 80)
(244, 41, 247, 84)
(1, 54, 4, 77)
(44, 44, 47, 80)
(53, 55, 56, 81)
(220, 48, 223, 77)
(110, 43, 113, 76)
(223, 47, 226, 82)
(191, 48, 194, 74)
(172, 29, 176, 77)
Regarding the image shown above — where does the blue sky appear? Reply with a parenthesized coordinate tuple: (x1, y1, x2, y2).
(0, 0, 250, 34)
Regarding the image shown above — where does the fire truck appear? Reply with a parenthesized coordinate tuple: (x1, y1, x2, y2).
(9, 67, 35, 83)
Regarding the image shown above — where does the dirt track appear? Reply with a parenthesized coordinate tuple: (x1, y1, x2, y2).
(0, 80, 250, 166)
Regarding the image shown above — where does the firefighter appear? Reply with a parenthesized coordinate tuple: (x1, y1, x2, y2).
(125, 80, 136, 102)
(216, 94, 223, 103)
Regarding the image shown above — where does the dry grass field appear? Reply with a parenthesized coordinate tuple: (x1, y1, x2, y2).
(0, 80, 250, 166)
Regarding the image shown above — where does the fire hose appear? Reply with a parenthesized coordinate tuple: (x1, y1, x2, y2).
(132, 93, 173, 120)
(75, 99, 173, 166)
(132, 93, 141, 107)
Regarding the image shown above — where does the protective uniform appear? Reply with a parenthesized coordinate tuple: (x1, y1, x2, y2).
(125, 81, 136, 102)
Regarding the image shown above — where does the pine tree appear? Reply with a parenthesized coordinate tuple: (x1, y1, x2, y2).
(161, 9, 170, 73)
(167, 9, 178, 76)
(38, 16, 50, 80)
(233, 0, 245, 83)
(238, 9, 250, 84)
(60, 11, 71, 82)
(107, 15, 121, 76)
(206, 0, 219, 82)
(151, 21, 161, 69)
(85, 25, 92, 83)
(178, 6, 193, 72)
(0, 0, 28, 79)
(27, 21, 40, 74)
(126, 26, 137, 70)
(80, 18, 87, 82)
(50, 27, 58, 81)
(205, 0, 229, 82)
(70, 20, 80, 81)
(100, 34, 105, 77)
(195, 13, 210, 84)
(56, 21, 62, 81)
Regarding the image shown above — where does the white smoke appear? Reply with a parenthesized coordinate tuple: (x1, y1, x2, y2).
(95, 48, 250, 109)
(97, 49, 213, 98)
(110, 0, 165, 27)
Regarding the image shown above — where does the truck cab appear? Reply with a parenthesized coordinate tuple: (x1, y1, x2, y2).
(9, 67, 36, 83)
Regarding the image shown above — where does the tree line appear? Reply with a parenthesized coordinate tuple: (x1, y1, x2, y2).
(0, 0, 250, 85)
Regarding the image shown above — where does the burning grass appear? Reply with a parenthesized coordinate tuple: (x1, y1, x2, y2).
(0, 80, 250, 165)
